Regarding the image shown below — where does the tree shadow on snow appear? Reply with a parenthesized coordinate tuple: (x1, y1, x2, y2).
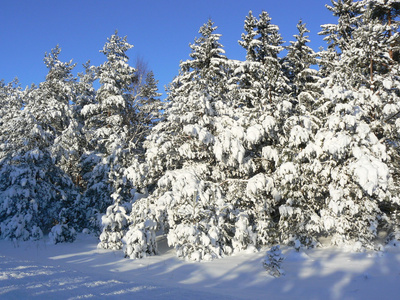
(2, 237, 400, 299)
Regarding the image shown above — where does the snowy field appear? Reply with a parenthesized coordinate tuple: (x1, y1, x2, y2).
(1, 234, 400, 300)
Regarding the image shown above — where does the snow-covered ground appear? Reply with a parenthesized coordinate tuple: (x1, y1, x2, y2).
(1, 234, 400, 299)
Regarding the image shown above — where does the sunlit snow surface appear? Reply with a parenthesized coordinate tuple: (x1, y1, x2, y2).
(1, 234, 400, 299)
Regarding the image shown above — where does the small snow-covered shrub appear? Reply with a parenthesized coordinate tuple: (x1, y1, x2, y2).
(123, 218, 158, 259)
(98, 201, 131, 250)
(262, 245, 285, 277)
(49, 224, 76, 244)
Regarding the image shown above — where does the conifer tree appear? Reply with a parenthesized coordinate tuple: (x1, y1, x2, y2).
(239, 11, 259, 62)
(319, 0, 365, 77)
(124, 20, 239, 260)
(234, 11, 289, 107)
(301, 0, 400, 249)
(89, 32, 161, 247)
(124, 18, 294, 260)
(0, 79, 24, 162)
(0, 47, 79, 241)
(81, 31, 139, 234)
(283, 20, 319, 99)
(369, 0, 400, 62)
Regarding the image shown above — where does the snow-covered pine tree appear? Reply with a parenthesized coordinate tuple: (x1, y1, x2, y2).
(34, 45, 80, 188)
(81, 31, 139, 235)
(40, 46, 81, 242)
(0, 78, 23, 124)
(57, 62, 99, 231)
(123, 20, 232, 261)
(282, 20, 320, 99)
(364, 0, 400, 243)
(124, 17, 296, 261)
(262, 245, 285, 277)
(0, 79, 24, 162)
(267, 21, 324, 249)
(302, 0, 400, 249)
(52, 62, 97, 201)
(318, 0, 365, 78)
(320, 0, 365, 53)
(368, 0, 400, 63)
(37, 45, 77, 137)
(235, 11, 289, 103)
(0, 47, 79, 241)
(84, 32, 162, 247)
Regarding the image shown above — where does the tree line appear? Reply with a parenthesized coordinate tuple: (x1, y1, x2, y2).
(1, 0, 400, 260)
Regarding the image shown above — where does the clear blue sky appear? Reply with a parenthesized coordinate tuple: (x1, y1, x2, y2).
(0, 0, 335, 97)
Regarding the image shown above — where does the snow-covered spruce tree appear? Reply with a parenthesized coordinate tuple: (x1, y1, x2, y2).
(236, 11, 289, 104)
(272, 97, 323, 248)
(262, 20, 325, 249)
(233, 11, 264, 108)
(124, 17, 296, 261)
(300, 1, 400, 250)
(0, 114, 77, 242)
(137, 71, 162, 131)
(309, 86, 393, 250)
(230, 11, 314, 249)
(81, 31, 139, 235)
(0, 79, 24, 162)
(142, 19, 229, 183)
(125, 20, 278, 260)
(124, 20, 234, 261)
(318, 0, 365, 78)
(262, 245, 285, 277)
(365, 0, 400, 242)
(0, 47, 79, 241)
(282, 20, 320, 99)
(98, 167, 134, 250)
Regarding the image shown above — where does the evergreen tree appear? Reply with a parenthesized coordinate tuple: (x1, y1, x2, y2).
(0, 79, 24, 162)
(68, 61, 98, 192)
(282, 20, 319, 99)
(0, 78, 23, 121)
(90, 32, 161, 248)
(0, 47, 79, 241)
(124, 18, 291, 260)
(320, 0, 365, 52)
(319, 0, 365, 77)
(368, 0, 400, 62)
(124, 20, 239, 260)
(300, 1, 400, 249)
(238, 11, 259, 62)
(144, 20, 228, 183)
(81, 31, 138, 234)
(234, 11, 289, 107)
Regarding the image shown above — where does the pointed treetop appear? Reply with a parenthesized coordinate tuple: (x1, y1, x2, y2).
(239, 10, 284, 62)
(189, 19, 225, 61)
(44, 45, 76, 82)
(239, 10, 259, 61)
(100, 30, 133, 63)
